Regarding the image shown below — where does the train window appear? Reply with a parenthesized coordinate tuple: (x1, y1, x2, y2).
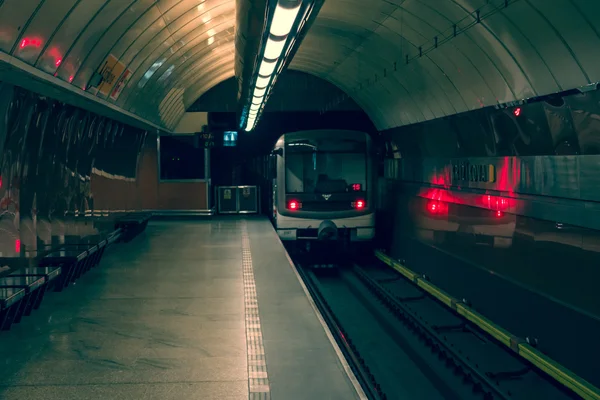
(285, 140, 367, 194)
(159, 135, 206, 181)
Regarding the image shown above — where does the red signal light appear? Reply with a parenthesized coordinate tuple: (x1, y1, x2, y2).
(513, 107, 521, 117)
(287, 200, 300, 210)
(495, 210, 504, 218)
(15, 239, 21, 253)
(352, 183, 361, 191)
(352, 199, 365, 209)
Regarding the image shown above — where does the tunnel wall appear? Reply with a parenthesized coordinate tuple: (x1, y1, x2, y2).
(0, 81, 147, 260)
(378, 87, 600, 323)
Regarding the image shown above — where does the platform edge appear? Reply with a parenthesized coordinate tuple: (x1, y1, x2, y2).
(268, 226, 368, 400)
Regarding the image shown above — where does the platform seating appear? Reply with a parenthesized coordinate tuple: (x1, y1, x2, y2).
(0, 267, 61, 331)
(114, 212, 152, 242)
(0, 274, 47, 330)
(0, 213, 152, 332)
(0, 214, 151, 333)
(38, 241, 106, 292)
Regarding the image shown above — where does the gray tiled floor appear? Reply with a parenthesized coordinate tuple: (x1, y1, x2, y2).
(0, 218, 359, 400)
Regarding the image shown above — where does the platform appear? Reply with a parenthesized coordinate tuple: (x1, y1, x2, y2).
(0, 217, 361, 399)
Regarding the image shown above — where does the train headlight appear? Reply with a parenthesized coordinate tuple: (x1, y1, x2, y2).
(287, 200, 301, 210)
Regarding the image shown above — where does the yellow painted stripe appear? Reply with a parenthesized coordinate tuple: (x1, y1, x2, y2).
(391, 261, 419, 282)
(416, 279, 454, 309)
(455, 303, 512, 348)
(376, 252, 415, 281)
(519, 344, 600, 400)
(374, 250, 600, 400)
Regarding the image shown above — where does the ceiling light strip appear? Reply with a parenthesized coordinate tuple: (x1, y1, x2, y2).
(240, 0, 304, 132)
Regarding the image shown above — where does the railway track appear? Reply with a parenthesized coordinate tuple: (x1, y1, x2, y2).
(296, 259, 580, 400)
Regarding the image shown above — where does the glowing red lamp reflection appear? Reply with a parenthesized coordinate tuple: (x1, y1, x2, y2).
(352, 183, 361, 191)
(20, 38, 42, 49)
(427, 200, 448, 215)
(15, 239, 21, 253)
(513, 107, 521, 117)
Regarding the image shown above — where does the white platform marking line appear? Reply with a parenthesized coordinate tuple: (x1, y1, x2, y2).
(242, 222, 271, 399)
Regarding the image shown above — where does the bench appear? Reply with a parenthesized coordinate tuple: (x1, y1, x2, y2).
(114, 212, 152, 243)
(0, 227, 124, 332)
(0, 271, 57, 331)
(38, 239, 108, 292)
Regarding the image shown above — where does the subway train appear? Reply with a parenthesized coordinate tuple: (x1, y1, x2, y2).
(269, 129, 375, 252)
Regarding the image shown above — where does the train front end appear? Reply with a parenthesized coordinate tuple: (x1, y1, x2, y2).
(273, 130, 375, 248)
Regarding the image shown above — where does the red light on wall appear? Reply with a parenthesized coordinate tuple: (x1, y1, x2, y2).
(15, 239, 21, 253)
(287, 200, 301, 210)
(352, 183, 361, 191)
(495, 210, 504, 218)
(55, 58, 62, 67)
(20, 38, 42, 49)
(513, 107, 521, 117)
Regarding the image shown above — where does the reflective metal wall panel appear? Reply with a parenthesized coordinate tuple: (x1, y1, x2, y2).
(2, 0, 600, 132)
(0, 0, 236, 130)
(379, 187, 600, 386)
(292, 0, 600, 130)
(381, 86, 600, 231)
(376, 83, 600, 334)
(0, 82, 147, 260)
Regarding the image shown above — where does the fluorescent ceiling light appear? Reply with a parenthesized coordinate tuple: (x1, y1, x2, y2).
(255, 74, 271, 88)
(270, 3, 302, 37)
(252, 96, 263, 105)
(259, 59, 277, 76)
(253, 87, 266, 97)
(264, 37, 286, 60)
(250, 104, 260, 112)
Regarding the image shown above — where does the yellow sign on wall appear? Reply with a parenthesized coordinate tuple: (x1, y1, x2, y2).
(96, 55, 126, 97)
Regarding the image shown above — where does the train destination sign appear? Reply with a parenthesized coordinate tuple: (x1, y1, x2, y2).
(451, 161, 496, 183)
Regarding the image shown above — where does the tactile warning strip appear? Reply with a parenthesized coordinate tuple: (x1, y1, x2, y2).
(242, 222, 271, 400)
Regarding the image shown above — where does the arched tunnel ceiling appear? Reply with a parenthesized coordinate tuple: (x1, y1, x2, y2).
(1, 0, 600, 132)
(0, 0, 236, 131)
(290, 0, 600, 130)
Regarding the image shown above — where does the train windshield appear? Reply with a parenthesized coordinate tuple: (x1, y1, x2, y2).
(285, 138, 367, 194)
